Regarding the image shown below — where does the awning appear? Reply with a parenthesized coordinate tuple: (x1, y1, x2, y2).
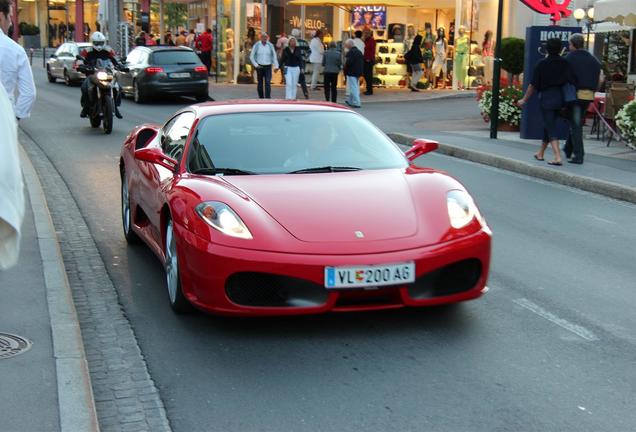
(287, 0, 416, 7)
(592, 21, 632, 33)
(594, 0, 636, 27)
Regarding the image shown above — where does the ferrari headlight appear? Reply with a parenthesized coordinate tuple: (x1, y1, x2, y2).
(447, 190, 479, 229)
(195, 201, 253, 239)
(96, 71, 109, 81)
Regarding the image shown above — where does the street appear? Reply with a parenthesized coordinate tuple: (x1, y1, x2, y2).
(18, 64, 636, 431)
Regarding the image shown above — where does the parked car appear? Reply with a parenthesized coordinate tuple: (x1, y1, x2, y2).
(119, 101, 492, 315)
(46, 42, 92, 86)
(117, 46, 209, 103)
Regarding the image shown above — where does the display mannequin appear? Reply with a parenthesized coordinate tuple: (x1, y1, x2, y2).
(482, 30, 494, 85)
(431, 27, 448, 89)
(225, 28, 234, 83)
(421, 22, 434, 85)
(454, 25, 470, 89)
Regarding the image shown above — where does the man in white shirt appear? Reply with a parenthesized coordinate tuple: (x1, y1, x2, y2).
(308, 30, 325, 90)
(0, 0, 36, 120)
(249, 32, 279, 99)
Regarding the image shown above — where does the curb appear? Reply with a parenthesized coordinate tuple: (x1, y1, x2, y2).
(19, 137, 100, 432)
(389, 132, 636, 205)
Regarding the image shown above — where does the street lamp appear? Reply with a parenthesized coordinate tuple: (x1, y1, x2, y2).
(574, 7, 595, 50)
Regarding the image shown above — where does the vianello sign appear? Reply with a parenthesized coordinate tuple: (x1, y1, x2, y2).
(519, 0, 573, 23)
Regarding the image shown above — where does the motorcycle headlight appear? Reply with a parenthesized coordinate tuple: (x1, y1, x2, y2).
(195, 201, 253, 240)
(96, 71, 109, 81)
(447, 190, 480, 229)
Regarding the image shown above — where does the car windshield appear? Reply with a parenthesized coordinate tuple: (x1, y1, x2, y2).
(187, 111, 408, 175)
(152, 50, 201, 65)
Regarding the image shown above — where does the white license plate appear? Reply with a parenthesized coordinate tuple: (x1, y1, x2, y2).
(170, 72, 190, 78)
(324, 262, 415, 289)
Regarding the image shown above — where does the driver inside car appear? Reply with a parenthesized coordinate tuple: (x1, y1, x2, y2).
(79, 31, 123, 119)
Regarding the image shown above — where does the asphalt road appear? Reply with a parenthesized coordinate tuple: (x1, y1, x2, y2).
(22, 66, 636, 432)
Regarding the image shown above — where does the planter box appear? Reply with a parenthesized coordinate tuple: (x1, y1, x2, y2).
(498, 122, 520, 132)
(22, 34, 41, 50)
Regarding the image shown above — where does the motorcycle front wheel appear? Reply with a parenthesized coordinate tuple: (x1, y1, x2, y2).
(90, 112, 101, 128)
(103, 96, 114, 134)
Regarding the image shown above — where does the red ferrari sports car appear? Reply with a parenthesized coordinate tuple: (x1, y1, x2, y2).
(119, 101, 491, 316)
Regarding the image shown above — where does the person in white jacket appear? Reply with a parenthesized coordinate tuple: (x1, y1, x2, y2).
(308, 30, 325, 90)
(0, 82, 24, 270)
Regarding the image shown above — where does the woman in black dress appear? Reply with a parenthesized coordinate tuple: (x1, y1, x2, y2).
(518, 38, 574, 166)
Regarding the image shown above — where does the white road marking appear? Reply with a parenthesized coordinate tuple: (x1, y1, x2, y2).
(585, 214, 617, 225)
(513, 298, 599, 341)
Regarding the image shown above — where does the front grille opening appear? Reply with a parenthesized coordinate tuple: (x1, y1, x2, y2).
(408, 259, 482, 300)
(225, 273, 328, 307)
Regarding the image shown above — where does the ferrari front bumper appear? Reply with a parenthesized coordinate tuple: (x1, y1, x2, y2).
(175, 222, 491, 317)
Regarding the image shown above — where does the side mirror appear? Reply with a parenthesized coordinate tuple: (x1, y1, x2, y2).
(134, 147, 178, 171)
(405, 139, 439, 162)
(49, 53, 57, 59)
(76, 54, 83, 61)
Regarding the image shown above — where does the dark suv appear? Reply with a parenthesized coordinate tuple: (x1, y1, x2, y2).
(117, 46, 209, 103)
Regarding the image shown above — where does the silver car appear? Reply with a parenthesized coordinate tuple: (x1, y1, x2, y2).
(46, 42, 92, 86)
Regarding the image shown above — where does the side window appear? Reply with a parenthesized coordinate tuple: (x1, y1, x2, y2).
(161, 112, 196, 162)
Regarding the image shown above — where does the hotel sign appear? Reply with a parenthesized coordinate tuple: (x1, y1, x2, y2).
(519, 0, 572, 23)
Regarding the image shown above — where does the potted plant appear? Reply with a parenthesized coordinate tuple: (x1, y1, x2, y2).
(19, 22, 41, 49)
(615, 100, 636, 150)
(500, 37, 524, 84)
(477, 85, 523, 131)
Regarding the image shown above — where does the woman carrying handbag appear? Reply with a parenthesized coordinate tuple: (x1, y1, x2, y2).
(518, 38, 575, 166)
(405, 34, 424, 92)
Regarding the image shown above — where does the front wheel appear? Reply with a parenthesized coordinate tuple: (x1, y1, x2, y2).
(165, 218, 192, 314)
(64, 70, 72, 86)
(47, 67, 56, 83)
(102, 96, 114, 134)
(89, 111, 101, 128)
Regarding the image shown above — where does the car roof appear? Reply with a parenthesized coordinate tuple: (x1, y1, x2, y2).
(135, 46, 195, 52)
(191, 100, 353, 117)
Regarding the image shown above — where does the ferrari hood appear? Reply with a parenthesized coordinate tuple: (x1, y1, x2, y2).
(225, 169, 418, 243)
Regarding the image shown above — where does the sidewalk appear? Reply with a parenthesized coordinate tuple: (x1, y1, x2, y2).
(0, 149, 99, 432)
(389, 128, 636, 204)
(207, 80, 475, 104)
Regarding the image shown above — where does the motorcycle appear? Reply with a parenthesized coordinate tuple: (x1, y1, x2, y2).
(78, 58, 126, 134)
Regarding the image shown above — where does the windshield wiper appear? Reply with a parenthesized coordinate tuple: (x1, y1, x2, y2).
(288, 166, 362, 174)
(191, 167, 256, 176)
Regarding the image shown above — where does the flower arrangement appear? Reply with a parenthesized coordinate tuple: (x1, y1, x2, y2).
(477, 86, 524, 127)
(615, 100, 636, 150)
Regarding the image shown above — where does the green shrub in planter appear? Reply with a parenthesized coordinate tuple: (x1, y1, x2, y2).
(501, 37, 525, 77)
(19, 22, 40, 36)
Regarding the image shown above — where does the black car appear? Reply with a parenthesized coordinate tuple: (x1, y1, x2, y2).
(117, 46, 209, 103)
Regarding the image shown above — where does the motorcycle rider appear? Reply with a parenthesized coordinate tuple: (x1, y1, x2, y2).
(79, 31, 123, 119)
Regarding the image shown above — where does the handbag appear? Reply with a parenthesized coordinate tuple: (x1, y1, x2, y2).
(562, 82, 577, 105)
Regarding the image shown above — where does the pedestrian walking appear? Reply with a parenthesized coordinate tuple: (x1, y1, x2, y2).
(291, 29, 310, 99)
(362, 29, 376, 95)
(281, 37, 303, 100)
(344, 39, 363, 108)
(518, 38, 575, 166)
(309, 30, 325, 90)
(564, 33, 602, 164)
(322, 41, 341, 103)
(0, 0, 36, 121)
(186, 29, 196, 48)
(175, 31, 187, 47)
(135, 31, 147, 46)
(165, 32, 175, 46)
(249, 32, 279, 99)
(405, 34, 423, 91)
(276, 32, 289, 84)
(196, 28, 214, 74)
(0, 82, 23, 270)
